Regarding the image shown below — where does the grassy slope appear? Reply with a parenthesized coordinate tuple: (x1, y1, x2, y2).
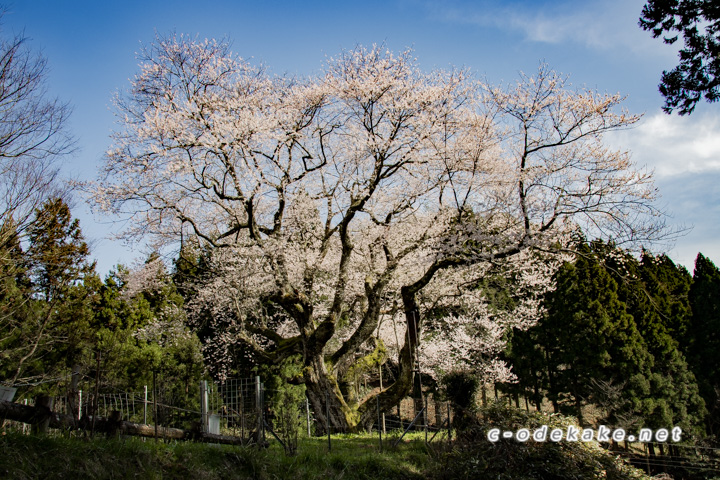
(0, 406, 656, 480)
(0, 432, 430, 480)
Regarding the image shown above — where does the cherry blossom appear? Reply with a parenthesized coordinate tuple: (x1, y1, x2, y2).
(92, 37, 665, 430)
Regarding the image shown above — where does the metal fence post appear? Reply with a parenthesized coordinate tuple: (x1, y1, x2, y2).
(379, 364, 386, 435)
(240, 379, 245, 441)
(23, 399, 28, 434)
(255, 376, 262, 444)
(306, 397, 311, 436)
(261, 382, 266, 443)
(153, 370, 158, 442)
(200, 380, 208, 433)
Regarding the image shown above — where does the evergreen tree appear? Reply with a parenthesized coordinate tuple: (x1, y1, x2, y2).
(637, 251, 693, 346)
(0, 222, 34, 382)
(2, 198, 95, 385)
(619, 251, 706, 436)
(503, 326, 546, 410)
(508, 241, 706, 438)
(540, 245, 652, 426)
(26, 198, 93, 300)
(90, 257, 205, 394)
(687, 253, 720, 435)
(640, 0, 720, 115)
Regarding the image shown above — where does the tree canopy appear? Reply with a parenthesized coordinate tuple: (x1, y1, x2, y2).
(686, 253, 720, 434)
(0, 16, 74, 252)
(640, 0, 720, 114)
(506, 241, 706, 436)
(1, 198, 94, 385)
(93, 36, 665, 431)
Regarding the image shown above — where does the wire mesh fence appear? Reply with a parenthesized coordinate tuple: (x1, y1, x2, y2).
(6, 376, 720, 479)
(203, 377, 263, 441)
(2, 373, 454, 451)
(254, 386, 453, 454)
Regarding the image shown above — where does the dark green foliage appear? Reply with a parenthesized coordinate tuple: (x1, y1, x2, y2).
(0, 198, 95, 386)
(84, 257, 205, 427)
(0, 201, 205, 425)
(441, 370, 479, 432)
(687, 253, 720, 435)
(26, 198, 93, 300)
(263, 356, 307, 455)
(431, 403, 649, 480)
(633, 251, 693, 349)
(0, 223, 31, 351)
(502, 326, 545, 410)
(620, 251, 706, 436)
(541, 244, 652, 425)
(506, 241, 706, 437)
(640, 0, 720, 114)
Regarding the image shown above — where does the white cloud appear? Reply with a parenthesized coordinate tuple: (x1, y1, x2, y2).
(607, 115, 720, 270)
(608, 111, 720, 177)
(422, 0, 672, 57)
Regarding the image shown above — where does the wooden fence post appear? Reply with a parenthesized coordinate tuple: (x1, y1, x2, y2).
(31, 396, 54, 434)
(153, 370, 158, 442)
(107, 410, 122, 438)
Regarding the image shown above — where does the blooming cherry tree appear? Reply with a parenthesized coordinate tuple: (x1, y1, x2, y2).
(94, 35, 662, 430)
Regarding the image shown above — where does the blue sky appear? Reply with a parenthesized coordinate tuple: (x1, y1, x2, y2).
(6, 0, 720, 275)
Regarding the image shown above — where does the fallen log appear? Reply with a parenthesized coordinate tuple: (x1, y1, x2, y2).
(0, 398, 76, 430)
(0, 400, 245, 445)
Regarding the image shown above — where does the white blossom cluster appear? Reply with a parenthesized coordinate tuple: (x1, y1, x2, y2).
(415, 248, 565, 383)
(121, 257, 194, 349)
(92, 38, 665, 402)
(134, 303, 193, 347)
(118, 257, 167, 300)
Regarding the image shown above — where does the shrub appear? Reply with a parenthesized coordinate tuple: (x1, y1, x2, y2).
(432, 403, 650, 480)
(441, 370, 479, 434)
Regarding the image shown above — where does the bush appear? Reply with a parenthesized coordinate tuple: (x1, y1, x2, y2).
(441, 370, 479, 433)
(432, 403, 650, 480)
(268, 357, 306, 456)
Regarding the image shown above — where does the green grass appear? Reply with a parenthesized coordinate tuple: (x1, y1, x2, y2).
(0, 431, 431, 480)
(0, 408, 660, 480)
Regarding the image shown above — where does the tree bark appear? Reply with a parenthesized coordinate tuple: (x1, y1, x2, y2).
(304, 354, 354, 433)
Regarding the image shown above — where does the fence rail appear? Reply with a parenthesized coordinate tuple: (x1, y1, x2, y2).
(1, 376, 454, 452)
(0, 398, 245, 444)
(3, 377, 716, 478)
